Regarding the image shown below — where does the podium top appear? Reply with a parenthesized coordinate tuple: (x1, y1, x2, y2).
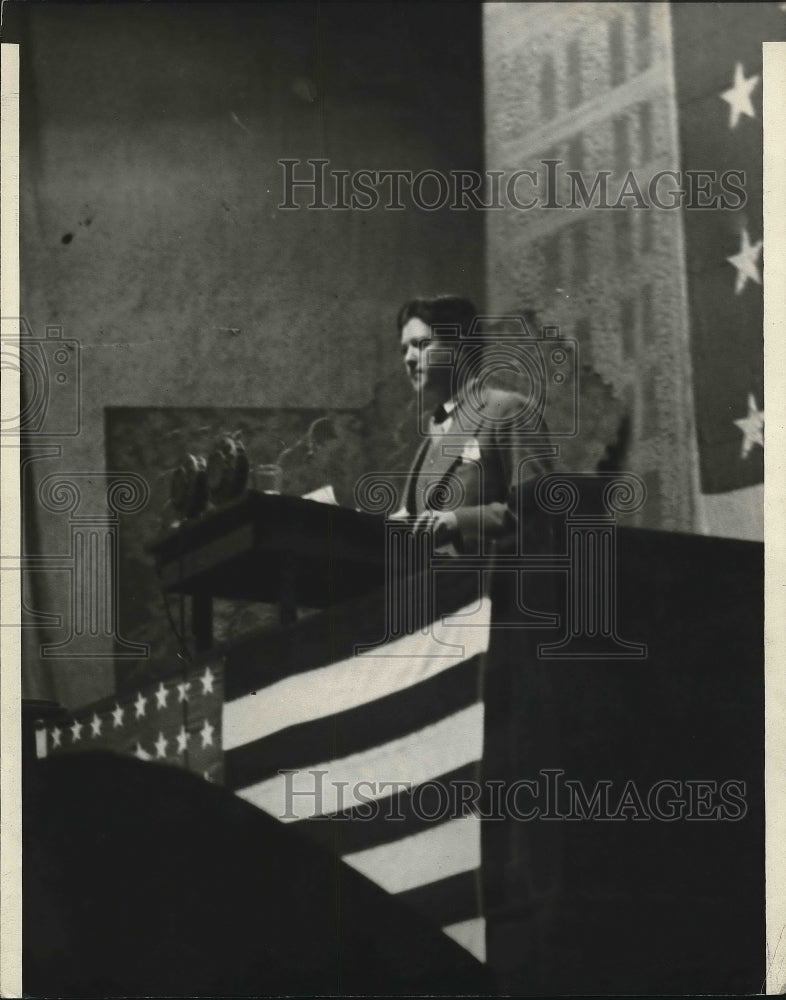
(146, 491, 388, 608)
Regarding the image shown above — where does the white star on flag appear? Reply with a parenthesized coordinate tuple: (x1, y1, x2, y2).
(70, 719, 83, 742)
(727, 228, 762, 294)
(200, 718, 215, 748)
(177, 681, 191, 702)
(134, 691, 148, 719)
(154, 732, 168, 759)
(200, 667, 215, 695)
(155, 682, 169, 709)
(720, 62, 759, 129)
(51, 726, 62, 748)
(90, 713, 102, 738)
(176, 725, 189, 754)
(733, 393, 764, 458)
(112, 703, 124, 728)
(134, 742, 152, 761)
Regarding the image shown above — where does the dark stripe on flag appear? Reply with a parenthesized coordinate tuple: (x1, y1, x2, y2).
(292, 762, 480, 854)
(224, 654, 482, 790)
(224, 570, 485, 700)
(395, 868, 481, 928)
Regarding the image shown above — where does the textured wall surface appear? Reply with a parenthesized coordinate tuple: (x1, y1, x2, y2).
(14, 3, 483, 707)
(484, 2, 698, 532)
(105, 395, 426, 689)
(15, 2, 701, 708)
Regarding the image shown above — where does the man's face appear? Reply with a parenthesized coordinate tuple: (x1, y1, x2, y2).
(400, 317, 451, 399)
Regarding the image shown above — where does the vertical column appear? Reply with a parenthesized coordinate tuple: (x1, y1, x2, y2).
(381, 520, 434, 641)
(483, 3, 699, 534)
(37, 473, 150, 658)
(536, 472, 647, 658)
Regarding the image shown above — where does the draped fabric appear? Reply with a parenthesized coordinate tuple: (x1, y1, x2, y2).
(41, 571, 491, 961)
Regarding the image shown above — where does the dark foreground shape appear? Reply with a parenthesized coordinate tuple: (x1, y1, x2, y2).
(483, 528, 765, 994)
(24, 751, 496, 997)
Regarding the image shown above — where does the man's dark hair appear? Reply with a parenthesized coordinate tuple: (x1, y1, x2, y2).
(396, 296, 477, 341)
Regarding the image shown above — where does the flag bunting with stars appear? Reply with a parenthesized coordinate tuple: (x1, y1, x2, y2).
(40, 661, 224, 785)
(670, 5, 782, 492)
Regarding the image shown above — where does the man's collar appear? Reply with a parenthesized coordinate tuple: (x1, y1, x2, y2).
(431, 379, 483, 425)
(432, 397, 457, 423)
(441, 380, 476, 415)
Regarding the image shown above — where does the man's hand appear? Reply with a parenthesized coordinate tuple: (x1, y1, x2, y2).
(412, 509, 459, 548)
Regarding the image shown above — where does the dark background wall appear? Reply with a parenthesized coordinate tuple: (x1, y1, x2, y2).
(12, 2, 484, 706)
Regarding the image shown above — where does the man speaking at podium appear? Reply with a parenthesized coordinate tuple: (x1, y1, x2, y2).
(396, 295, 555, 556)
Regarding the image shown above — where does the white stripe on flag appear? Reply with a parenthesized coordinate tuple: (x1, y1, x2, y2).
(442, 916, 486, 963)
(342, 815, 481, 895)
(235, 702, 484, 820)
(223, 597, 491, 751)
(699, 483, 764, 541)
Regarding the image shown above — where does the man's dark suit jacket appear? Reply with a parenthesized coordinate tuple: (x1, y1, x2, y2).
(404, 383, 555, 555)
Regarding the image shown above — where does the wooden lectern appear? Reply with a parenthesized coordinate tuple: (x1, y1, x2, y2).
(146, 491, 388, 648)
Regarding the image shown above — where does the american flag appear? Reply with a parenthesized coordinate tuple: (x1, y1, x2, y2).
(671, 4, 783, 526)
(41, 570, 490, 963)
(40, 662, 224, 784)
